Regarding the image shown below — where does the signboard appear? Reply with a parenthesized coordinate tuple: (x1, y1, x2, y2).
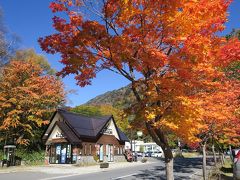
(56, 132, 64, 138)
(101, 122, 113, 135)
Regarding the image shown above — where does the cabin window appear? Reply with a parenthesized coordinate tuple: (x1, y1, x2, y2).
(114, 147, 118, 155)
(89, 144, 92, 155)
(84, 144, 87, 155)
(120, 147, 123, 154)
(72, 145, 78, 163)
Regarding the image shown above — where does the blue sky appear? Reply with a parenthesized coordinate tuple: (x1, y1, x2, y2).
(1, 0, 240, 107)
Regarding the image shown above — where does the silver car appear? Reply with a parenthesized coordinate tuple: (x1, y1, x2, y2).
(151, 151, 163, 157)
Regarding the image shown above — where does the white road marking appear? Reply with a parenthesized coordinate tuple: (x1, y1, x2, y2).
(111, 173, 138, 180)
(39, 174, 80, 180)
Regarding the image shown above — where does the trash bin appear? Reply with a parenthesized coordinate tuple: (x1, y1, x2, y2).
(3, 145, 16, 167)
(134, 153, 138, 162)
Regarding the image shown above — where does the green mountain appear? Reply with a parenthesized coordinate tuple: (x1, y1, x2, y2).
(85, 84, 135, 109)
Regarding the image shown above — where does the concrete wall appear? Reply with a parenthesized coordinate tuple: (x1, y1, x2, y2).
(76, 154, 126, 165)
(114, 155, 127, 162)
(77, 155, 97, 166)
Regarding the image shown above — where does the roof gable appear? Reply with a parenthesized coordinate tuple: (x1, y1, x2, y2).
(100, 118, 120, 140)
(45, 122, 81, 145)
(48, 124, 64, 140)
(43, 109, 129, 143)
(42, 112, 63, 141)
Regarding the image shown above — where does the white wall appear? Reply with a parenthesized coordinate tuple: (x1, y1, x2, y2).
(44, 113, 63, 137)
(46, 125, 66, 145)
(102, 118, 120, 140)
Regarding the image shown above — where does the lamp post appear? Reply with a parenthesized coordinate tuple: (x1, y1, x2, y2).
(127, 115, 135, 151)
(136, 131, 143, 157)
(131, 131, 143, 162)
(177, 137, 183, 157)
(137, 131, 143, 138)
(136, 131, 143, 152)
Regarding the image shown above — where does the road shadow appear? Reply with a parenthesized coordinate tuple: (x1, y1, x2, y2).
(220, 174, 233, 180)
(131, 157, 213, 180)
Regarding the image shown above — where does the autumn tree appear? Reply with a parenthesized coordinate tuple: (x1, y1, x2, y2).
(39, 0, 240, 179)
(0, 60, 65, 146)
(195, 78, 240, 179)
(224, 29, 240, 80)
(192, 30, 240, 178)
(14, 49, 56, 75)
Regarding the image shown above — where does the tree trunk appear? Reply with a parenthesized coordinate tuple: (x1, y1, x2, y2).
(219, 152, 224, 166)
(163, 146, 174, 180)
(130, 84, 175, 179)
(212, 145, 217, 166)
(144, 122, 174, 180)
(221, 153, 225, 165)
(202, 143, 207, 180)
(229, 145, 233, 162)
(166, 158, 174, 180)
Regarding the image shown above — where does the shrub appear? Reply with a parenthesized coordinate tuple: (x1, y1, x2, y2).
(141, 158, 147, 163)
(0, 149, 45, 166)
(16, 149, 45, 165)
(93, 155, 99, 162)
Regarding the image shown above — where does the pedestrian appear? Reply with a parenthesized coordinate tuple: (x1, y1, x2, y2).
(233, 150, 240, 180)
(234, 151, 240, 163)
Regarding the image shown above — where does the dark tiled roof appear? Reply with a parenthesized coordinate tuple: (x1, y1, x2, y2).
(51, 109, 129, 142)
(117, 128, 129, 142)
(58, 109, 128, 142)
(56, 121, 81, 144)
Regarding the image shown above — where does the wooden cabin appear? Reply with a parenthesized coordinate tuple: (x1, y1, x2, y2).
(42, 109, 129, 164)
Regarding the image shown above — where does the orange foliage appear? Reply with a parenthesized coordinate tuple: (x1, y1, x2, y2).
(0, 61, 65, 145)
(39, 0, 239, 150)
(196, 79, 240, 146)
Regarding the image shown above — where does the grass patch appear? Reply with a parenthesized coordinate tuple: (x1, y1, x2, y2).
(208, 157, 233, 180)
(182, 152, 200, 158)
(220, 158, 233, 178)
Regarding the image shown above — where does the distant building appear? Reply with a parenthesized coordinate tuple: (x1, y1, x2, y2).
(125, 141, 163, 152)
(42, 109, 129, 164)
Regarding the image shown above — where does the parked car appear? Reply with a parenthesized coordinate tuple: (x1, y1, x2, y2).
(144, 151, 153, 157)
(152, 151, 163, 158)
(136, 152, 143, 157)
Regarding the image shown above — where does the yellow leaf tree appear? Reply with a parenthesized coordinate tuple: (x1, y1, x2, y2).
(0, 60, 65, 146)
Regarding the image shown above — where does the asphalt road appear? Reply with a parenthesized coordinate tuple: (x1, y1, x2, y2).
(0, 157, 209, 180)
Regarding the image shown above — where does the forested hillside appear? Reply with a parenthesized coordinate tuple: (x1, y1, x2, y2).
(85, 85, 136, 109)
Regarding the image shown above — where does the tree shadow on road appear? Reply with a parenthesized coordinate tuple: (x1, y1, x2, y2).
(131, 157, 213, 180)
